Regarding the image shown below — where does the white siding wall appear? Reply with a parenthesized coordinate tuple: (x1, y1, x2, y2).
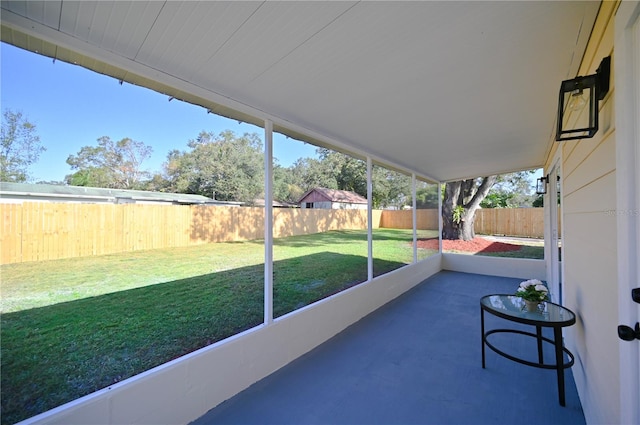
(552, 3, 620, 423)
(300, 201, 367, 210)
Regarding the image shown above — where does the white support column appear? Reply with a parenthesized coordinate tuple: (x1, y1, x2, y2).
(367, 157, 373, 281)
(412, 174, 417, 263)
(438, 182, 443, 253)
(264, 120, 274, 325)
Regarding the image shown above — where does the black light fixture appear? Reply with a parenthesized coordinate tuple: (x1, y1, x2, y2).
(556, 56, 611, 141)
(536, 175, 548, 195)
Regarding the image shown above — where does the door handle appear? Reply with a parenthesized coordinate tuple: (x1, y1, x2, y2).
(632, 287, 640, 304)
(618, 323, 640, 341)
(617, 288, 640, 341)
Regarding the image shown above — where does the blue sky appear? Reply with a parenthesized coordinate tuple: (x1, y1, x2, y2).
(1, 42, 318, 183)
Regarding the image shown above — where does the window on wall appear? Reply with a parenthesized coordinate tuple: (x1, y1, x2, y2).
(372, 164, 414, 276)
(271, 135, 369, 318)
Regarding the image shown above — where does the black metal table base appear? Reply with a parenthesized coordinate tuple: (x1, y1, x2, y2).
(480, 301, 576, 407)
(483, 328, 575, 369)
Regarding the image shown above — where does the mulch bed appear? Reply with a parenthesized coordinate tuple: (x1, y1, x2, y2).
(416, 237, 522, 253)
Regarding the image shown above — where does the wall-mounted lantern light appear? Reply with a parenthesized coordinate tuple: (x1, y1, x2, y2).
(536, 175, 548, 195)
(556, 56, 611, 141)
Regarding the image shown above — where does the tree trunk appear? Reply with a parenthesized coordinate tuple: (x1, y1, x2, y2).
(442, 176, 497, 241)
(442, 181, 461, 239)
(442, 206, 476, 240)
(442, 214, 460, 239)
(459, 210, 476, 240)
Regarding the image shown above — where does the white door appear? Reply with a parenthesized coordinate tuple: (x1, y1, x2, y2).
(615, 3, 640, 423)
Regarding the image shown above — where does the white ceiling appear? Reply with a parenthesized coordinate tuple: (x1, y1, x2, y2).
(1, 1, 599, 182)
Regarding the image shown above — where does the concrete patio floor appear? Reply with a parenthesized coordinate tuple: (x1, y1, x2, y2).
(191, 270, 585, 425)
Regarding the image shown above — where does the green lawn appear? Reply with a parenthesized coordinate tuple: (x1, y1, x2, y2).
(0, 229, 437, 424)
(475, 236, 544, 259)
(480, 244, 544, 259)
(1, 228, 544, 423)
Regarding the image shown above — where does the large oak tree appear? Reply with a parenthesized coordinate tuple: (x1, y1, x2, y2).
(442, 170, 535, 240)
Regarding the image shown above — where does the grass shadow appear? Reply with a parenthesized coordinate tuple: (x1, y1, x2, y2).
(1, 252, 404, 425)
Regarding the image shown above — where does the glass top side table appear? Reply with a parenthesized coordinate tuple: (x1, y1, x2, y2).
(480, 294, 576, 406)
(480, 294, 576, 326)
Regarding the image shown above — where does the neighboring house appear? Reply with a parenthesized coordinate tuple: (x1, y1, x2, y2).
(0, 182, 241, 206)
(298, 188, 367, 210)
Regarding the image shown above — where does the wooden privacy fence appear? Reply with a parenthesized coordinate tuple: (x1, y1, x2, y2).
(379, 209, 439, 230)
(0, 203, 381, 264)
(473, 208, 545, 238)
(0, 203, 544, 265)
(379, 208, 546, 238)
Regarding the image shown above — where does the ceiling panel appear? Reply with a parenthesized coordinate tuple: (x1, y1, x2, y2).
(2, 0, 61, 29)
(187, 2, 359, 99)
(232, 1, 597, 180)
(134, 2, 262, 83)
(58, 1, 164, 59)
(1, 0, 600, 182)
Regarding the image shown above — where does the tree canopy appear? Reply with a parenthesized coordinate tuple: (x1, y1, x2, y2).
(160, 131, 264, 204)
(66, 136, 153, 189)
(1, 109, 45, 182)
(480, 171, 536, 208)
(7, 111, 539, 215)
(277, 148, 413, 209)
(148, 135, 416, 208)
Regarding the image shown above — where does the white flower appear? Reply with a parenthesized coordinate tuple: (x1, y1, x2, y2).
(519, 279, 542, 288)
(515, 279, 548, 302)
(535, 284, 548, 293)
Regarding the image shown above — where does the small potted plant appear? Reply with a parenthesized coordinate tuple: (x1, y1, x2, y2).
(516, 279, 549, 312)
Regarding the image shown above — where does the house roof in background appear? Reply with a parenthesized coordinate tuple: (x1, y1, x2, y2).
(1, 1, 599, 182)
(299, 188, 368, 204)
(0, 182, 217, 204)
(252, 198, 297, 208)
